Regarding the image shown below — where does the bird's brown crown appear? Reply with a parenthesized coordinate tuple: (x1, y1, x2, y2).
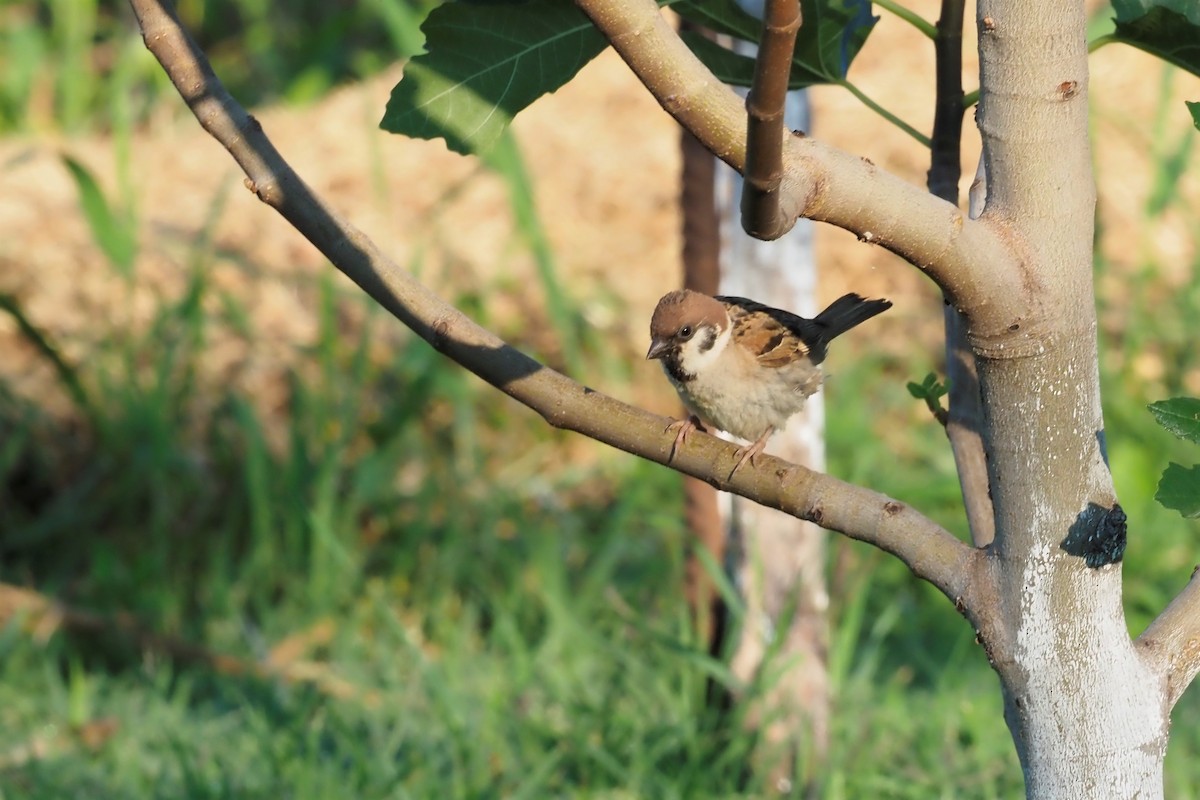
(649, 290, 728, 340)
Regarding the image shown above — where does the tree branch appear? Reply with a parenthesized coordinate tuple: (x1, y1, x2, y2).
(574, 0, 1023, 336)
(928, 0, 995, 548)
(1136, 567, 1200, 709)
(127, 0, 980, 611)
(740, 0, 800, 240)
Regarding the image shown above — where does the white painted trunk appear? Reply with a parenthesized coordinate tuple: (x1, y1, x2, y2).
(961, 1, 1178, 795)
(1001, 556, 1166, 796)
(715, 78, 829, 790)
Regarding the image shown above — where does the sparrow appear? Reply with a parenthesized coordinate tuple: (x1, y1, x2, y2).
(647, 289, 892, 476)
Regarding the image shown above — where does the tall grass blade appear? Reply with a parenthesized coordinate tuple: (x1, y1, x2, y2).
(1146, 67, 1196, 217)
(50, 0, 99, 131)
(484, 130, 585, 374)
(61, 155, 137, 280)
(0, 293, 97, 426)
(370, 0, 428, 59)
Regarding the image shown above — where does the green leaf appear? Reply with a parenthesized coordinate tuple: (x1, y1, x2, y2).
(678, 32, 758, 86)
(1113, 0, 1200, 26)
(674, 0, 762, 42)
(1188, 100, 1200, 130)
(676, 0, 877, 87)
(1155, 462, 1200, 518)
(906, 372, 948, 401)
(906, 372, 948, 425)
(380, 0, 607, 155)
(61, 155, 137, 279)
(381, 0, 877, 153)
(1149, 397, 1200, 444)
(1111, 2, 1200, 78)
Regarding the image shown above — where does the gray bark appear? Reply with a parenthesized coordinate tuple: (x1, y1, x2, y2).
(971, 2, 1169, 796)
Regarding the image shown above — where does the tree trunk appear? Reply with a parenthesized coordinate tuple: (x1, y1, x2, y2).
(971, 2, 1169, 795)
(679, 121, 726, 648)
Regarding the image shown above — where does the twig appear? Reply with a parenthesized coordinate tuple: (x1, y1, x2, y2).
(927, 0, 964, 203)
(740, 0, 800, 239)
(927, 0, 995, 547)
(942, 305, 993, 546)
(126, 0, 981, 610)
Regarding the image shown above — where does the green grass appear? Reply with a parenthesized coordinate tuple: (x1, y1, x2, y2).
(0, 186, 1026, 796)
(5, 223, 1200, 797)
(0, 0, 431, 134)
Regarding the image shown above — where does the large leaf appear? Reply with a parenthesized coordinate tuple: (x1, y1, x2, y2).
(1188, 100, 1200, 130)
(382, 0, 877, 154)
(1149, 397, 1200, 444)
(674, 0, 762, 41)
(1111, 1, 1200, 78)
(676, 0, 876, 87)
(1155, 462, 1200, 518)
(679, 33, 762, 86)
(380, 0, 607, 155)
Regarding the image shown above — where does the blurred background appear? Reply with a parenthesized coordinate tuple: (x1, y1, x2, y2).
(0, 0, 1198, 796)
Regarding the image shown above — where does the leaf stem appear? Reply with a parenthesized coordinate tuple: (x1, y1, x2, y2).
(838, 80, 931, 147)
(873, 0, 937, 39)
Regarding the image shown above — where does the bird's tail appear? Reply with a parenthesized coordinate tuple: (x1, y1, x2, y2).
(814, 293, 892, 343)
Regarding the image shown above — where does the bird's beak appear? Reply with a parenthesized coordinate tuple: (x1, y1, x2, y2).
(646, 338, 671, 360)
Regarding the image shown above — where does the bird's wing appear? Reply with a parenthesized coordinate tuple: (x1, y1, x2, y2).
(718, 296, 814, 369)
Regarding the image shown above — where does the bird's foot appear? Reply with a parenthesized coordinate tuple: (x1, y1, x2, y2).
(666, 415, 705, 462)
(729, 428, 774, 479)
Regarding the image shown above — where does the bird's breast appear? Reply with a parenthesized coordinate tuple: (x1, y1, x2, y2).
(668, 356, 824, 441)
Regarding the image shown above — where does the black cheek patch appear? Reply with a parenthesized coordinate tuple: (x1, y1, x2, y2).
(697, 328, 718, 354)
(664, 354, 695, 383)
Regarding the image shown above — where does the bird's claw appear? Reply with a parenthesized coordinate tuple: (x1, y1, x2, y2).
(728, 428, 774, 480)
(665, 415, 704, 462)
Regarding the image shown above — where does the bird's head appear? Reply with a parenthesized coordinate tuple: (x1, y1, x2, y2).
(647, 290, 731, 377)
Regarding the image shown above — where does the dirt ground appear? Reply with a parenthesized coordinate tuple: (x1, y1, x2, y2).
(1, 1, 1197, 422)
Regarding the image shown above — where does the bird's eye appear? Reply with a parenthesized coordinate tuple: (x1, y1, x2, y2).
(679, 325, 694, 339)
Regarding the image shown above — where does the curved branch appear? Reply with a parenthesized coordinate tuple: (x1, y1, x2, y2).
(575, 0, 1021, 330)
(127, 0, 980, 609)
(741, 0, 800, 240)
(1136, 567, 1200, 709)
